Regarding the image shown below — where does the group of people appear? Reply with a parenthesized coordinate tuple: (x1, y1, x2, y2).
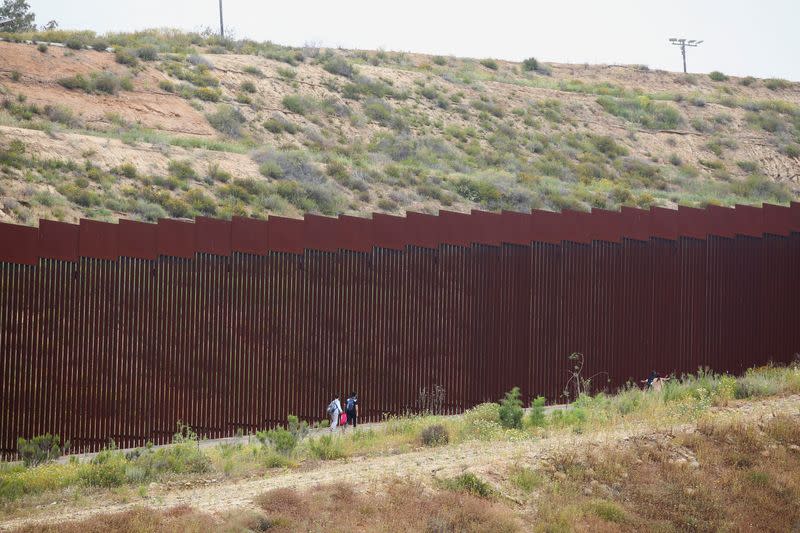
(327, 392, 358, 432)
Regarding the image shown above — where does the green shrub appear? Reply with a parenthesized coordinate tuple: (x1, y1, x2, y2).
(420, 424, 449, 447)
(90, 40, 109, 52)
(81, 449, 127, 487)
(17, 434, 66, 467)
(276, 66, 296, 80)
(58, 74, 91, 91)
(114, 48, 139, 66)
(322, 56, 355, 78)
(522, 57, 539, 72)
(240, 80, 257, 93)
(307, 435, 346, 460)
(92, 71, 124, 94)
(37, 43, 48, 53)
(158, 79, 175, 92)
(65, 38, 84, 50)
(480, 58, 499, 70)
(126, 441, 210, 480)
(782, 143, 800, 158)
(282, 94, 316, 115)
(193, 86, 222, 101)
(586, 500, 627, 523)
(765, 78, 790, 91)
(498, 387, 524, 429)
(167, 160, 197, 180)
(739, 76, 757, 87)
(527, 396, 547, 428)
(441, 473, 494, 498)
(206, 104, 245, 136)
(184, 189, 217, 216)
(263, 115, 298, 134)
(256, 427, 297, 455)
(136, 46, 158, 61)
(432, 56, 447, 66)
(596, 96, 682, 130)
(709, 71, 729, 82)
(243, 65, 263, 77)
(509, 467, 543, 493)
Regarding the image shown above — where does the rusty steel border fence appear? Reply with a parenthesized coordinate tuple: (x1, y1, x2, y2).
(1, 203, 799, 458)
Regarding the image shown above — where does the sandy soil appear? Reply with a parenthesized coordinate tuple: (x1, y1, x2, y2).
(1, 394, 797, 531)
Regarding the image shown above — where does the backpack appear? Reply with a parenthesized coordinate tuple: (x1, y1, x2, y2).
(346, 397, 356, 411)
(327, 401, 337, 414)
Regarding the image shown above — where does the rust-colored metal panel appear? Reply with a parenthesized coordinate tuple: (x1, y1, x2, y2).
(304, 214, 340, 252)
(469, 210, 503, 246)
(499, 210, 532, 245)
(761, 203, 791, 236)
(559, 210, 593, 243)
(529, 209, 561, 244)
(619, 207, 650, 241)
(372, 213, 407, 250)
(39, 220, 79, 261)
(0, 222, 38, 265)
(157, 218, 195, 258)
(118, 219, 157, 260)
(337, 215, 372, 252)
(195, 217, 232, 256)
(267, 216, 304, 254)
(732, 204, 764, 238)
(78, 219, 118, 260)
(589, 208, 623, 243)
(438, 210, 472, 247)
(649, 207, 678, 240)
(706, 205, 736, 238)
(406, 211, 439, 249)
(677, 205, 707, 239)
(231, 216, 269, 255)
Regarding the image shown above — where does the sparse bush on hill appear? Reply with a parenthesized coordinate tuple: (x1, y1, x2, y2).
(522, 57, 539, 72)
(596, 95, 683, 130)
(480, 58, 499, 70)
(57, 71, 132, 95)
(206, 104, 245, 137)
(709, 71, 729, 82)
(36, 42, 47, 53)
(322, 55, 356, 78)
(765, 78, 790, 91)
(114, 48, 138, 66)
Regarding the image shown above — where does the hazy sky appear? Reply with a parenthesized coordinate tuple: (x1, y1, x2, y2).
(28, 0, 800, 80)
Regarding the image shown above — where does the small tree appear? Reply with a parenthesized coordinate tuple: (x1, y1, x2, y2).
(17, 434, 66, 466)
(0, 0, 36, 32)
(562, 352, 608, 403)
(528, 396, 547, 427)
(498, 387, 523, 429)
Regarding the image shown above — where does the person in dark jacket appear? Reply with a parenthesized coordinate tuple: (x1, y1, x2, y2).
(344, 392, 358, 429)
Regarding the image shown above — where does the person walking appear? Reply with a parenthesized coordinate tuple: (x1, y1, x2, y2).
(344, 392, 358, 430)
(326, 396, 342, 432)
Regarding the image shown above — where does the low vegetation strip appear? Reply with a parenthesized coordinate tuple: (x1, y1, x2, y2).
(1, 364, 798, 530)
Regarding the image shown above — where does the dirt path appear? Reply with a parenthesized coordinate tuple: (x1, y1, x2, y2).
(2, 395, 798, 531)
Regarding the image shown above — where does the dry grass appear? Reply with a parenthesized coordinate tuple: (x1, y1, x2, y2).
(531, 414, 800, 532)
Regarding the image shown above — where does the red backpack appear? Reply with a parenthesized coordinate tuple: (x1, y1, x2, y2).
(339, 412, 348, 426)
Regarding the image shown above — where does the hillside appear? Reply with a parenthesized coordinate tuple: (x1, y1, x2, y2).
(0, 29, 799, 226)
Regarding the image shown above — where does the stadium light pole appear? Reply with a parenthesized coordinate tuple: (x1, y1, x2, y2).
(669, 38, 703, 73)
(219, 0, 225, 38)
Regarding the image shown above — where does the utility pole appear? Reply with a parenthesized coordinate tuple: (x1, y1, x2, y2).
(219, 0, 225, 38)
(669, 38, 703, 73)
